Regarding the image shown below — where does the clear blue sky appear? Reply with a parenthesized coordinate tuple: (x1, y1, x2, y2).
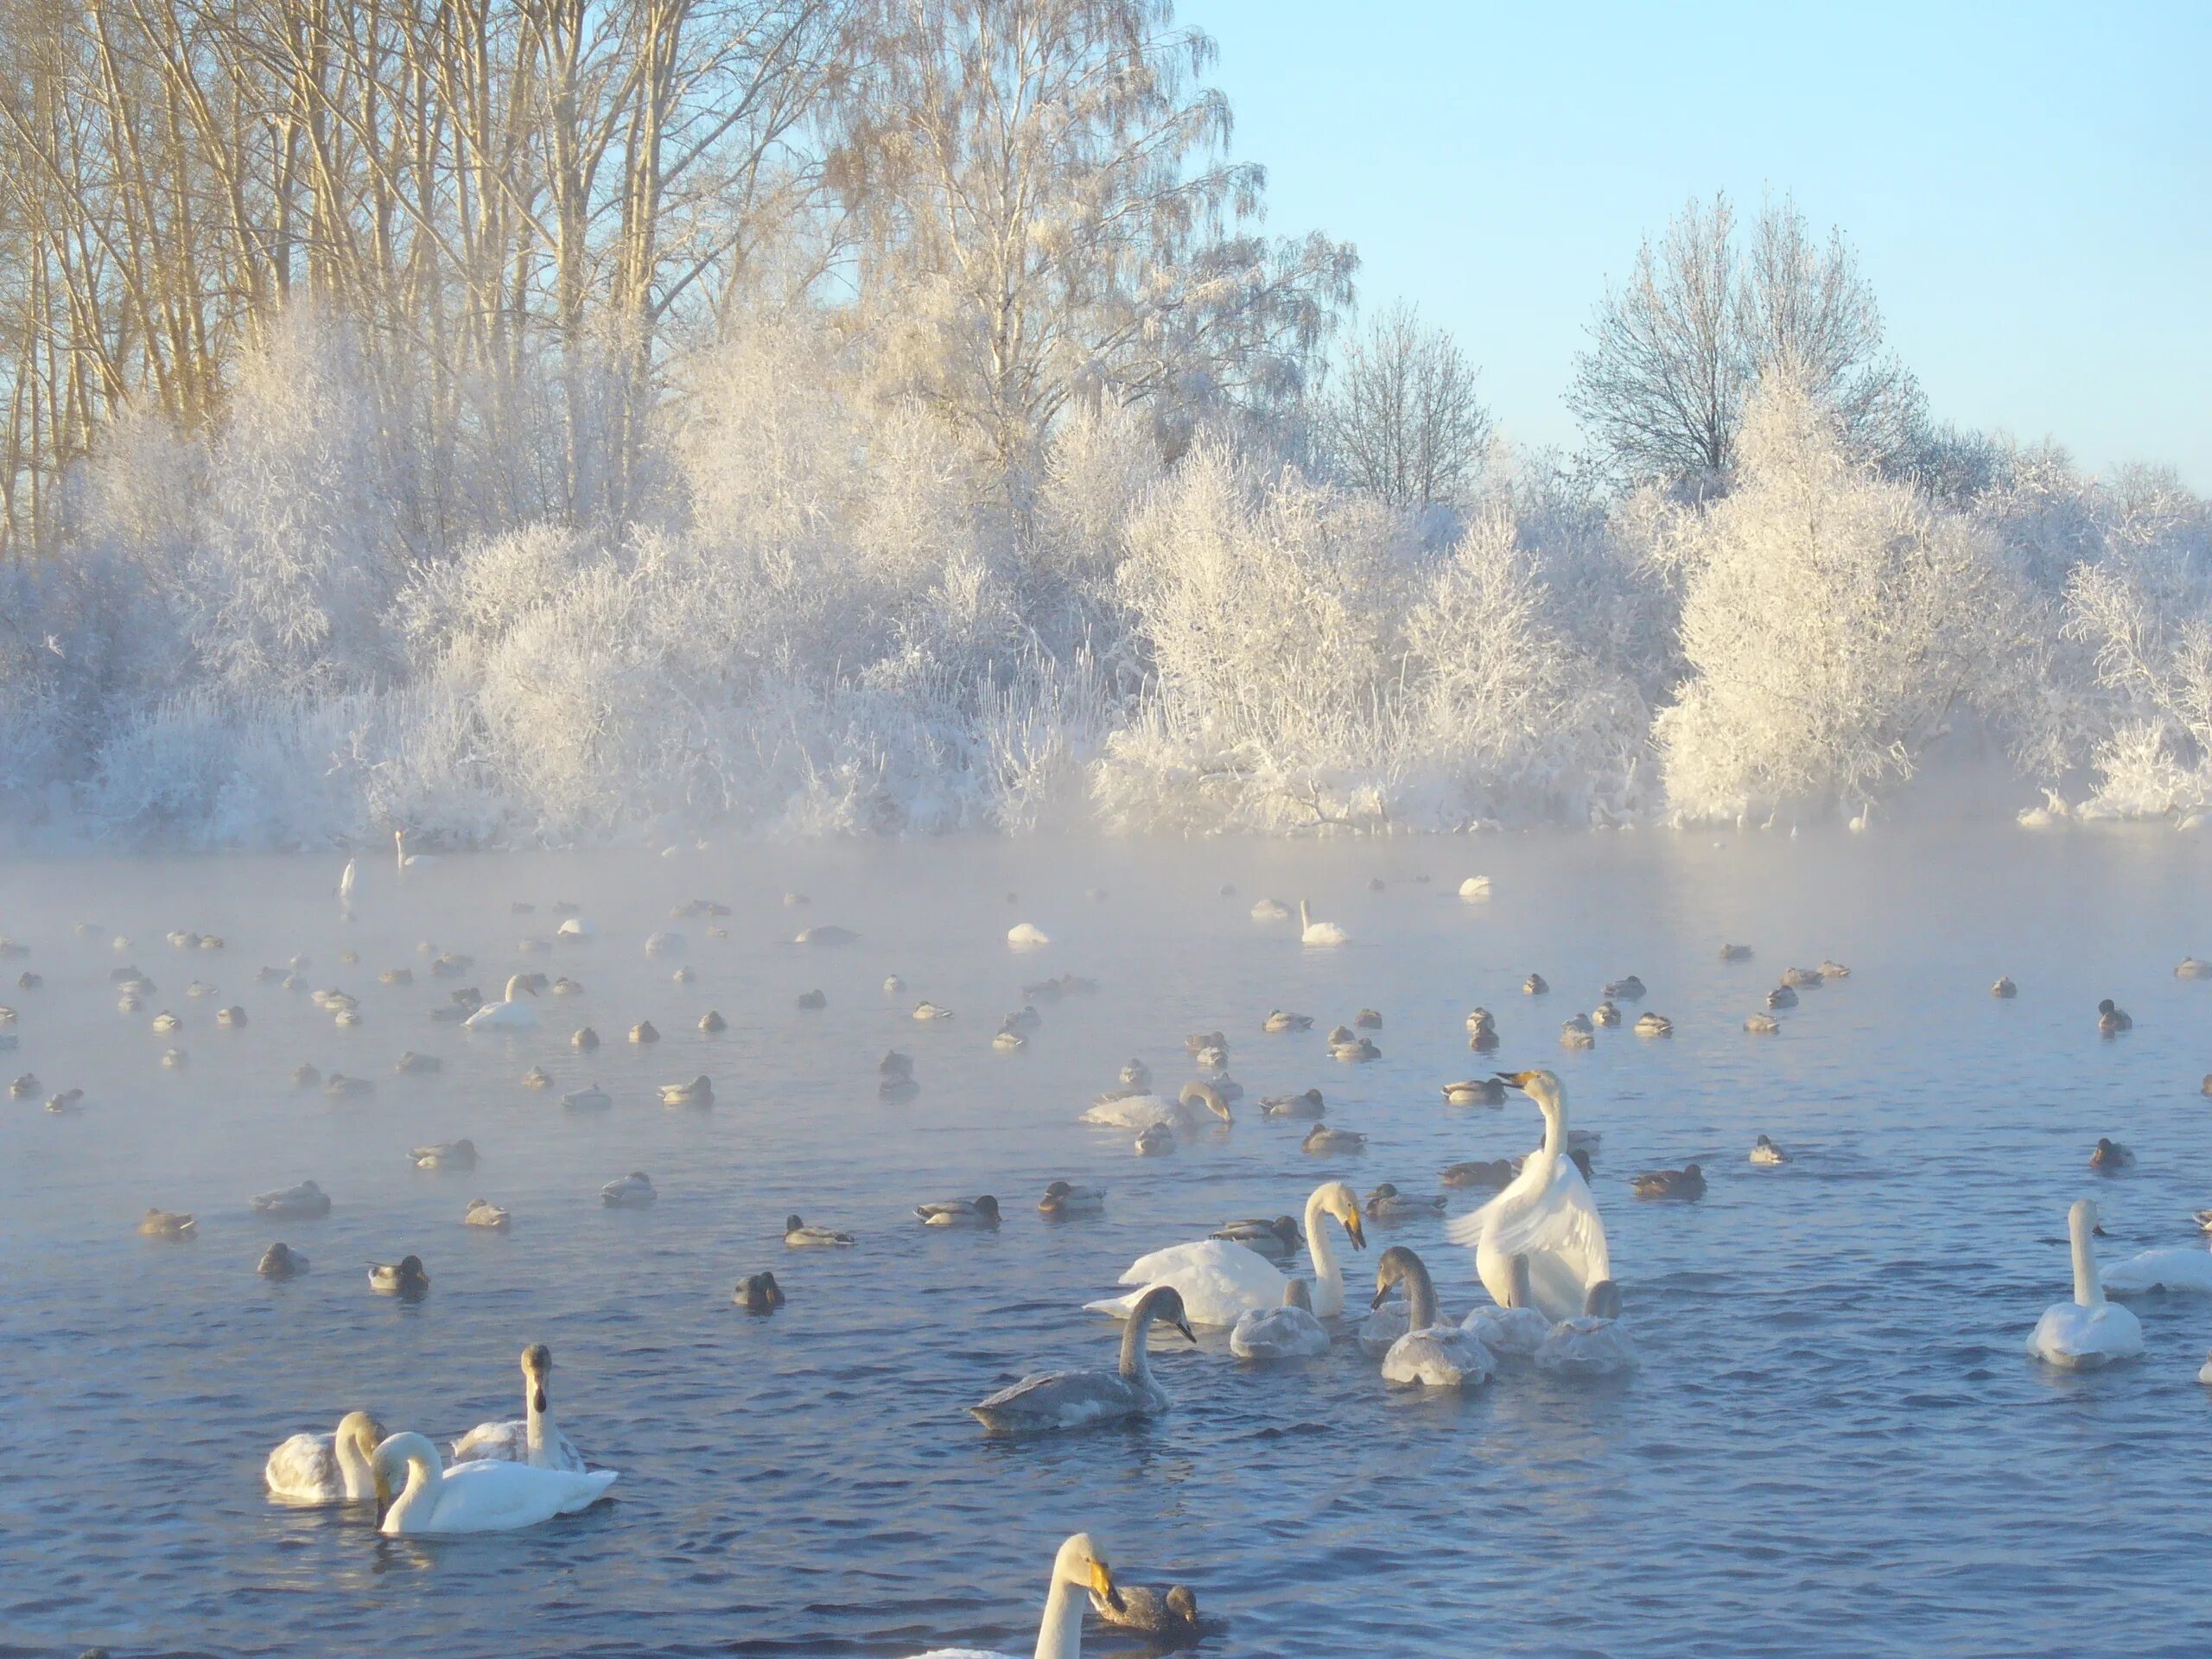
(1198, 0, 2211, 486)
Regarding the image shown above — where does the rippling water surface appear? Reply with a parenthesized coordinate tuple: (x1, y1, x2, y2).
(3, 830, 2210, 1658)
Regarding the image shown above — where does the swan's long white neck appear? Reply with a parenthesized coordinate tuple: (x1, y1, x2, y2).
(505, 974, 528, 1004)
(1529, 1083, 1567, 1180)
(525, 1376, 556, 1465)
(380, 1435, 443, 1533)
(335, 1425, 376, 1501)
(1398, 1254, 1440, 1329)
(2070, 1205, 2103, 1308)
(1299, 899, 1313, 930)
(1304, 1185, 1346, 1319)
(1035, 1566, 1088, 1659)
(1117, 1300, 1157, 1383)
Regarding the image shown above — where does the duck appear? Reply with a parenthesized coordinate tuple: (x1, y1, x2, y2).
(150, 1010, 181, 1033)
(411, 1139, 478, 1171)
(1297, 899, 1348, 946)
(1441, 1077, 1505, 1107)
(1262, 1009, 1313, 1033)
(461, 1198, 511, 1230)
(791, 924, 857, 946)
(1766, 985, 1799, 1009)
(1006, 922, 1051, 948)
(796, 988, 825, 1009)
(450, 1344, 588, 1471)
(1440, 1159, 1516, 1190)
(629, 1020, 659, 1044)
(1250, 898, 1292, 922)
(1559, 1014, 1594, 1050)
(1087, 1181, 1365, 1324)
(1819, 959, 1852, 979)
(906, 1533, 1120, 1659)
(1749, 1135, 1789, 1166)
(992, 1026, 1027, 1052)
(1302, 1123, 1367, 1155)
(1465, 1007, 1499, 1039)
(1603, 975, 1645, 1000)
(139, 1209, 195, 1238)
(1118, 1058, 1152, 1090)
(379, 967, 415, 987)
(573, 1026, 601, 1050)
(1330, 1034, 1380, 1062)
(555, 916, 600, 940)
(10, 1072, 39, 1099)
(264, 1411, 385, 1505)
(371, 1431, 613, 1536)
(1211, 1216, 1302, 1261)
(1633, 1162, 1705, 1199)
(645, 929, 685, 957)
(369, 1255, 429, 1297)
(1364, 1183, 1446, 1222)
(550, 976, 583, 995)
(601, 1171, 655, 1206)
(1261, 1088, 1326, 1118)
(785, 1214, 855, 1247)
(660, 1075, 714, 1108)
(258, 1242, 307, 1277)
(2096, 999, 2133, 1034)
(912, 1001, 953, 1021)
(160, 1046, 189, 1069)
(1781, 966, 1823, 989)
(2027, 1198, 2143, 1368)
(323, 1072, 373, 1098)
(1633, 1012, 1674, 1039)
(1039, 1181, 1106, 1217)
(395, 1052, 442, 1075)
(522, 1065, 553, 1089)
(1134, 1124, 1175, 1155)
(1523, 973, 1548, 995)
(2177, 957, 2211, 980)
(1992, 976, 2018, 998)
(734, 1272, 785, 1313)
(1745, 1011, 1782, 1033)
(1444, 1071, 1611, 1322)
(1720, 943, 1754, 960)
(251, 1180, 331, 1219)
(1591, 1001, 1621, 1028)
(462, 975, 539, 1033)
(1459, 875, 1492, 899)
(917, 1195, 1000, 1227)
(970, 1286, 1194, 1434)
(1229, 1278, 1332, 1360)
(1372, 1248, 1494, 1388)
(2090, 1137, 2134, 1172)
(695, 1010, 728, 1036)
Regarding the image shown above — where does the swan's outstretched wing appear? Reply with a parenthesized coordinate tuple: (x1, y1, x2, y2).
(1448, 1162, 1610, 1322)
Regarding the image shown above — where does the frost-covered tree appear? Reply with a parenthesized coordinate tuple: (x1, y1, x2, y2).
(1321, 302, 1492, 514)
(1570, 193, 1922, 485)
(1657, 376, 2035, 819)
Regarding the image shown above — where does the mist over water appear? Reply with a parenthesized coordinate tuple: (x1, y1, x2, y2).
(3, 828, 2209, 1657)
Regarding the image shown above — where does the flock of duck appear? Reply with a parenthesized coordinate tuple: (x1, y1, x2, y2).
(10, 846, 2212, 1658)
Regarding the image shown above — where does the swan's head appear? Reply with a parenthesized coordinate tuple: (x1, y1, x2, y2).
(1283, 1277, 1313, 1312)
(1179, 1080, 1231, 1123)
(1370, 1244, 1430, 1307)
(2070, 1197, 2101, 1239)
(1499, 1068, 1565, 1115)
(370, 1429, 437, 1502)
(504, 975, 536, 1001)
(1319, 1180, 1367, 1248)
(338, 1410, 385, 1464)
(1054, 1533, 1120, 1611)
(1132, 1284, 1197, 1342)
(521, 1343, 552, 1411)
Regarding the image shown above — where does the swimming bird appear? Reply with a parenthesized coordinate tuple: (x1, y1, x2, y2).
(734, 1272, 785, 1313)
(1766, 985, 1799, 1009)
(556, 916, 599, 940)
(786, 1214, 855, 1247)
(1365, 1183, 1446, 1221)
(463, 975, 540, 1033)
(218, 1005, 247, 1027)
(1262, 1009, 1313, 1033)
(1523, 973, 1548, 995)
(451, 1344, 588, 1471)
(1445, 1071, 1611, 1323)
(1782, 966, 1823, 988)
(392, 831, 439, 873)
(1087, 1181, 1365, 1324)
(139, 1209, 194, 1238)
(572, 1026, 601, 1050)
(660, 1075, 713, 1107)
(912, 1001, 952, 1021)
(1134, 1124, 1175, 1155)
(1992, 976, 2018, 998)
(601, 1172, 655, 1207)
(1442, 1077, 1504, 1106)
(1458, 1254, 1554, 1357)
(1720, 943, 1754, 960)
(629, 1020, 659, 1044)
(323, 1072, 373, 1098)
(1534, 1281, 1637, 1375)
(917, 1195, 1000, 1227)
(1250, 898, 1291, 921)
(1633, 1162, 1704, 1199)
(369, 1255, 429, 1297)
(1603, 975, 1645, 1000)
(412, 1139, 478, 1171)
(1440, 1159, 1516, 1190)
(1372, 1247, 1494, 1388)
(1261, 1087, 1326, 1118)
(1007, 922, 1051, 948)
(1560, 1014, 1594, 1050)
(1459, 875, 1491, 899)
(792, 925, 857, 946)
(2027, 1199, 2143, 1368)
(1077, 1081, 1231, 1134)
(251, 1180, 330, 1219)
(1211, 1215, 1302, 1261)
(2179, 957, 2211, 980)
(970, 1285, 1194, 1434)
(522, 1065, 553, 1089)
(1633, 1012, 1674, 1039)
(265, 1411, 384, 1505)
(1745, 1011, 1782, 1033)
(258, 1241, 308, 1277)
(2096, 998, 2132, 1034)
(2090, 1137, 2134, 1172)
(1750, 1135, 1789, 1166)
(371, 1431, 613, 1535)
(395, 1052, 442, 1075)
(1465, 1007, 1499, 1044)
(1229, 1277, 1332, 1360)
(2100, 1242, 2212, 1296)
(1118, 1058, 1152, 1090)
(907, 1532, 1120, 1659)
(1298, 899, 1347, 946)
(1039, 1181, 1106, 1217)
(1591, 1001, 1621, 1028)
(562, 1084, 611, 1112)
(1302, 1123, 1367, 1155)
(1330, 1033, 1380, 1061)
(1090, 1581, 1205, 1643)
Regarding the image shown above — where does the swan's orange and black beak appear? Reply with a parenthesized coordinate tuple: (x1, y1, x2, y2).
(1345, 1211, 1367, 1250)
(1090, 1558, 1122, 1612)
(1497, 1071, 1536, 1090)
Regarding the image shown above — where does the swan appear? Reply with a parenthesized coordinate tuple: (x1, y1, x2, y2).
(1250, 898, 1291, 922)
(451, 1344, 588, 1471)
(1461, 1262, 1554, 1358)
(1007, 923, 1050, 948)
(372, 1431, 613, 1536)
(393, 830, 439, 872)
(1371, 1248, 1494, 1387)
(251, 1180, 330, 1218)
(1298, 899, 1347, 946)
(1534, 1281, 1637, 1374)
(556, 916, 599, 940)
(2100, 1242, 2212, 1296)
(969, 1285, 1194, 1433)
(2028, 1199, 2143, 1367)
(464, 975, 540, 1033)
(1230, 1278, 1332, 1360)
(265, 1411, 385, 1505)
(1086, 1181, 1365, 1324)
(1077, 1081, 1231, 1133)
(337, 856, 357, 912)
(907, 1532, 1119, 1659)
(1445, 1070, 1611, 1323)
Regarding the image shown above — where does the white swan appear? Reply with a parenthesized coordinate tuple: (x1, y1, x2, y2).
(1445, 1070, 1611, 1322)
(908, 1532, 1120, 1659)
(372, 1431, 614, 1535)
(1458, 1254, 1554, 1357)
(450, 1344, 588, 1471)
(2100, 1242, 2212, 1297)
(1077, 1081, 1230, 1133)
(1249, 898, 1292, 922)
(464, 974, 540, 1032)
(1533, 1281, 1637, 1374)
(393, 830, 439, 872)
(1230, 1279, 1332, 1360)
(337, 856, 357, 912)
(264, 1411, 383, 1505)
(1007, 922, 1051, 948)
(1373, 1248, 1494, 1388)
(2027, 1198, 2143, 1368)
(1085, 1181, 1365, 1324)
(1298, 898, 1347, 946)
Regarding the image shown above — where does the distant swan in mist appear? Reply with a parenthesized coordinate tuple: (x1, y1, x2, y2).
(1847, 801, 1872, 834)
(464, 975, 539, 1032)
(393, 830, 438, 872)
(2018, 789, 2071, 830)
(1299, 899, 1347, 946)
(450, 1344, 588, 1471)
(371, 1432, 614, 1536)
(337, 856, 357, 912)
(906, 1532, 1120, 1659)
(1007, 922, 1050, 948)
(2027, 1198, 2141, 1367)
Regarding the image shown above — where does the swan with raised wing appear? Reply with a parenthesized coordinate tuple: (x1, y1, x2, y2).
(1445, 1070, 1611, 1322)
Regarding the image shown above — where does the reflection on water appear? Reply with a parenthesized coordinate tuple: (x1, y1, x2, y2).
(2, 828, 2210, 1656)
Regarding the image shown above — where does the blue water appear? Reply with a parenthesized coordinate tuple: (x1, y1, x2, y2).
(2, 829, 2209, 1658)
